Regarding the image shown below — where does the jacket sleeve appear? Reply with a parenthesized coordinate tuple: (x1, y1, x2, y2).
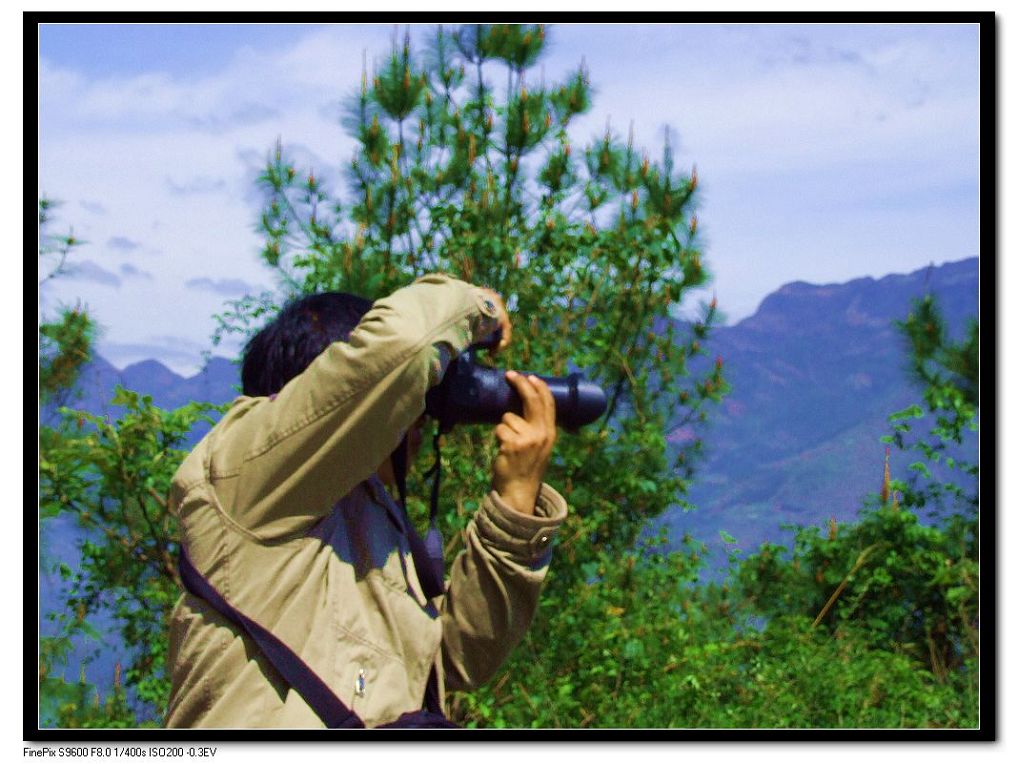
(438, 483, 568, 691)
(205, 273, 501, 539)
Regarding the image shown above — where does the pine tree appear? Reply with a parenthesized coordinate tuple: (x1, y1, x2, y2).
(224, 24, 728, 725)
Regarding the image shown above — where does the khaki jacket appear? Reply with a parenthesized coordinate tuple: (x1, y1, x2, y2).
(164, 274, 568, 728)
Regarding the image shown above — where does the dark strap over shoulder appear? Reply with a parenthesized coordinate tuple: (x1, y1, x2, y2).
(177, 548, 454, 728)
(390, 432, 446, 601)
(178, 548, 364, 728)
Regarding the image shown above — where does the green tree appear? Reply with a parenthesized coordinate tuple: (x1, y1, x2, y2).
(885, 294, 979, 517)
(223, 23, 727, 726)
(38, 196, 110, 727)
(737, 503, 978, 693)
(39, 198, 96, 406)
(248, 22, 725, 554)
(40, 390, 223, 726)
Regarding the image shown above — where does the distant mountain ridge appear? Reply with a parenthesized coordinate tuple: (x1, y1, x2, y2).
(70, 353, 239, 411)
(43, 354, 241, 446)
(662, 257, 978, 558)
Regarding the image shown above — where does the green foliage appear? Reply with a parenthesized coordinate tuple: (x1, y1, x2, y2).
(739, 504, 978, 686)
(40, 676, 128, 729)
(39, 653, 148, 729)
(39, 197, 85, 286)
(883, 294, 979, 517)
(40, 386, 225, 726)
(39, 198, 96, 405)
(39, 196, 109, 726)
(40, 308, 96, 407)
(38, 196, 229, 727)
(454, 529, 976, 728)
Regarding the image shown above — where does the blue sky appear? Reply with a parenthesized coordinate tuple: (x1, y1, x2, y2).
(38, 23, 321, 78)
(36, 21, 983, 374)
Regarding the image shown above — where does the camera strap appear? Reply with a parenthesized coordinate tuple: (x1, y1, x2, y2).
(391, 432, 446, 602)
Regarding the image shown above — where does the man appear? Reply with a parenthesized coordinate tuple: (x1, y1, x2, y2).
(164, 273, 567, 727)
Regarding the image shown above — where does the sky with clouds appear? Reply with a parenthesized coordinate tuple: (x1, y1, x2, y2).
(36, 21, 983, 375)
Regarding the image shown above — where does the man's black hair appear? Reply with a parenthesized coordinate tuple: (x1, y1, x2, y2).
(241, 292, 374, 397)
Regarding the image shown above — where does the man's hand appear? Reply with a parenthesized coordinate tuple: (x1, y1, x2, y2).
(492, 371, 557, 516)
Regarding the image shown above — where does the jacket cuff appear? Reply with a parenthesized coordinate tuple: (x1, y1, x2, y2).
(468, 286, 502, 345)
(410, 273, 501, 347)
(474, 483, 568, 566)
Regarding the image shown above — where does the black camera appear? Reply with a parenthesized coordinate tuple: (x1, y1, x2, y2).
(424, 344, 607, 432)
(408, 333, 606, 599)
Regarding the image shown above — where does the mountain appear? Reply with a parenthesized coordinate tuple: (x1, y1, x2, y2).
(42, 355, 241, 446)
(660, 257, 979, 561)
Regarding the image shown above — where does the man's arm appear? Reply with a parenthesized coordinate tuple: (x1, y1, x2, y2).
(203, 274, 502, 539)
(438, 373, 567, 690)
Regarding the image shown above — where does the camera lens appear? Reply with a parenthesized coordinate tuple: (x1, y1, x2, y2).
(424, 353, 607, 431)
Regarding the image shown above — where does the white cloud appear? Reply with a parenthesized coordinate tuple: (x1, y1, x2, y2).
(165, 175, 229, 195)
(62, 259, 122, 288)
(107, 236, 141, 251)
(555, 24, 978, 180)
(79, 200, 107, 215)
(120, 263, 152, 280)
(185, 276, 263, 296)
